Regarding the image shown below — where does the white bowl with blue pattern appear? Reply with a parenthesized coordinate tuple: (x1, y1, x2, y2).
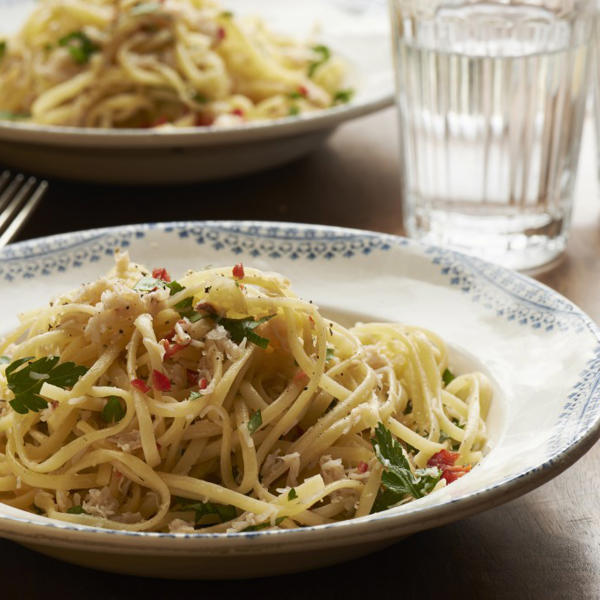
(0, 0, 393, 183)
(0, 221, 599, 579)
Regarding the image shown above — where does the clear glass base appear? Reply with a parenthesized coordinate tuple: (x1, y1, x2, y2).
(405, 207, 568, 271)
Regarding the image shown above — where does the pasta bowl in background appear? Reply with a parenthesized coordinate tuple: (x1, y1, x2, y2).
(0, 0, 393, 184)
(0, 221, 598, 579)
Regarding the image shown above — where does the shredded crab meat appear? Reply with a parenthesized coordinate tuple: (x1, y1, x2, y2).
(227, 509, 277, 533)
(261, 451, 300, 487)
(112, 511, 143, 524)
(109, 430, 142, 453)
(320, 455, 359, 512)
(169, 518, 196, 533)
(82, 487, 119, 519)
(205, 325, 244, 360)
(55, 490, 70, 512)
(320, 455, 346, 485)
(173, 319, 192, 345)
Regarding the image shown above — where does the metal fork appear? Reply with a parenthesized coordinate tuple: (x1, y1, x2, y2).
(0, 171, 48, 248)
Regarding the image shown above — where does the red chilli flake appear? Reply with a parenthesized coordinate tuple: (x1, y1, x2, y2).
(232, 263, 245, 279)
(216, 26, 226, 41)
(293, 370, 308, 383)
(152, 267, 171, 282)
(152, 116, 169, 127)
(357, 461, 368, 474)
(230, 108, 244, 118)
(195, 114, 214, 127)
(427, 449, 471, 484)
(199, 377, 208, 390)
(152, 369, 172, 392)
(160, 339, 186, 359)
(131, 378, 150, 393)
(187, 369, 199, 386)
(298, 85, 308, 97)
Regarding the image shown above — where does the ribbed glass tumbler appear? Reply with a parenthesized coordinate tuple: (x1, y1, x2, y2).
(391, 0, 595, 270)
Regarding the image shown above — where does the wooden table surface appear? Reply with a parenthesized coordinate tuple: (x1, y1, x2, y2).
(3, 107, 600, 599)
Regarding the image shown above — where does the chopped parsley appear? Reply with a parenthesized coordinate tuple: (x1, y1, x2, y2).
(166, 280, 184, 295)
(58, 31, 98, 65)
(442, 368, 455, 386)
(133, 276, 161, 292)
(242, 516, 285, 531)
(0, 41, 6, 62)
(66, 505, 88, 515)
(193, 92, 208, 104)
(370, 423, 440, 513)
(220, 10, 233, 18)
(289, 105, 300, 116)
(214, 314, 274, 349)
(6, 356, 88, 414)
(187, 391, 202, 401)
(0, 355, 10, 365)
(102, 396, 125, 423)
(325, 347, 335, 362)
(287, 488, 297, 501)
(333, 89, 354, 104)
(0, 111, 30, 121)
(134, 276, 182, 295)
(248, 409, 262, 434)
(308, 44, 330, 77)
(174, 296, 204, 323)
(174, 498, 237, 525)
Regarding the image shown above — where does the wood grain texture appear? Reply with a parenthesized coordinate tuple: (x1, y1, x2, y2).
(4, 107, 600, 599)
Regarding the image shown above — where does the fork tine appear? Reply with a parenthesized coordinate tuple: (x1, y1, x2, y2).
(0, 171, 11, 193)
(0, 176, 36, 232)
(0, 173, 25, 214)
(0, 177, 48, 249)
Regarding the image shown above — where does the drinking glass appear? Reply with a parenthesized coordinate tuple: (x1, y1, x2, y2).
(391, 0, 595, 270)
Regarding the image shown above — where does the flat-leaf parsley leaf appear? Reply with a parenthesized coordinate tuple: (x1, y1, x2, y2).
(102, 396, 125, 423)
(442, 368, 455, 386)
(6, 356, 88, 414)
(215, 314, 274, 349)
(333, 89, 354, 104)
(174, 499, 237, 525)
(248, 409, 262, 434)
(308, 44, 330, 77)
(59, 31, 98, 64)
(371, 423, 440, 513)
(66, 505, 88, 515)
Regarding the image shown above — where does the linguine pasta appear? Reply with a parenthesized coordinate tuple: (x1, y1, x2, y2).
(0, 255, 490, 533)
(0, 0, 350, 128)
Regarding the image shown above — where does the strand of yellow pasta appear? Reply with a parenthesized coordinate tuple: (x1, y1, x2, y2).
(126, 330, 161, 467)
(233, 398, 259, 495)
(160, 472, 277, 516)
(355, 462, 383, 517)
